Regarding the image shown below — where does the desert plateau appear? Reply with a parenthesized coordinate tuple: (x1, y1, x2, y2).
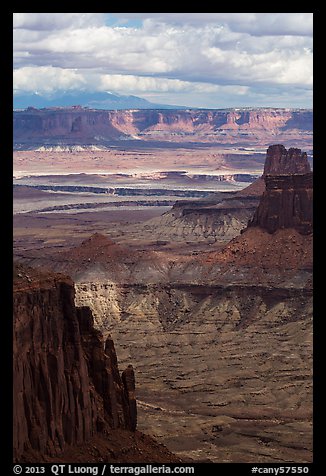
(13, 109, 313, 464)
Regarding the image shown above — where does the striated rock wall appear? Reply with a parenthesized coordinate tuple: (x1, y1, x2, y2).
(13, 109, 121, 141)
(248, 173, 313, 235)
(240, 144, 313, 235)
(75, 281, 313, 334)
(263, 144, 311, 175)
(13, 268, 136, 462)
(74, 279, 313, 462)
(139, 201, 256, 243)
(13, 108, 313, 146)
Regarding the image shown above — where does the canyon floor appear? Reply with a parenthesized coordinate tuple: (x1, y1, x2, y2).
(13, 144, 264, 253)
(13, 144, 313, 463)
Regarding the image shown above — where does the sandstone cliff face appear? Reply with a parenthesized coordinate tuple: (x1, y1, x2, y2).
(13, 109, 122, 142)
(248, 145, 313, 234)
(248, 173, 313, 234)
(13, 108, 313, 147)
(263, 144, 311, 175)
(13, 266, 136, 462)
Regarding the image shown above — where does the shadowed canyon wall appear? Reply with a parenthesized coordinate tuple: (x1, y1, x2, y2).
(13, 267, 136, 462)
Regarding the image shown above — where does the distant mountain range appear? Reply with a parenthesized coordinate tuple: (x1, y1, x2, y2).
(13, 91, 187, 110)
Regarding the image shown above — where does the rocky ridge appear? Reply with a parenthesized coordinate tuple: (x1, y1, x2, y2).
(13, 108, 312, 148)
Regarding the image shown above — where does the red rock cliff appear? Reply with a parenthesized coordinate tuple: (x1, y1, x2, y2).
(13, 266, 136, 462)
(248, 145, 313, 234)
(263, 144, 311, 175)
(13, 108, 313, 146)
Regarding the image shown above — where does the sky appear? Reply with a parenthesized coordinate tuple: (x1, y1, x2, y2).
(13, 13, 313, 109)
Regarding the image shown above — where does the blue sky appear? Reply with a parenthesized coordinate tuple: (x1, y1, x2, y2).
(13, 13, 313, 109)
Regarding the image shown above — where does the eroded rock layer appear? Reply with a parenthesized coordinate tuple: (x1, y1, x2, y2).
(13, 108, 313, 147)
(74, 279, 312, 463)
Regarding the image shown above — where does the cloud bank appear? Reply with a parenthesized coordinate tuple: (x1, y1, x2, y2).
(13, 13, 313, 108)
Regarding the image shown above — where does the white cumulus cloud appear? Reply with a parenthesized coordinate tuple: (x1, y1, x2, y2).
(12, 12, 313, 108)
(13, 66, 86, 93)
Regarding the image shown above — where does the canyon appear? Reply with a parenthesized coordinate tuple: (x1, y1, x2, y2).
(13, 145, 313, 463)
